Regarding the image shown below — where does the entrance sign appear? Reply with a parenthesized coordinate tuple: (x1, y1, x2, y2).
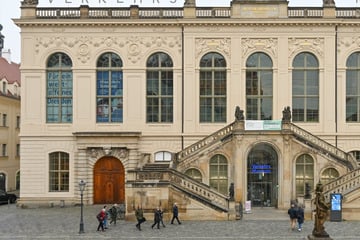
(245, 120, 282, 130)
(245, 200, 251, 213)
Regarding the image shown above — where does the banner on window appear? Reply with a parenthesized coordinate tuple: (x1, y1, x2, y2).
(245, 120, 282, 131)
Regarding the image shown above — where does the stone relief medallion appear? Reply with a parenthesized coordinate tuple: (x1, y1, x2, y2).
(77, 43, 90, 63)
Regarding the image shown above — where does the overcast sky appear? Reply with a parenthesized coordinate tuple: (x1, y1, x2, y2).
(0, 0, 358, 63)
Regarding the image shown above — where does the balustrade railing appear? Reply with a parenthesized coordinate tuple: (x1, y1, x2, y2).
(34, 7, 360, 19)
(289, 123, 357, 170)
(322, 168, 360, 202)
(136, 167, 229, 211)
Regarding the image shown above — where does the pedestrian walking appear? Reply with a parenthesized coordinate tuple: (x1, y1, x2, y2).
(103, 205, 109, 229)
(109, 203, 118, 225)
(170, 202, 181, 224)
(151, 207, 162, 229)
(288, 203, 298, 231)
(159, 207, 166, 227)
(135, 206, 146, 231)
(96, 208, 106, 232)
(297, 204, 305, 231)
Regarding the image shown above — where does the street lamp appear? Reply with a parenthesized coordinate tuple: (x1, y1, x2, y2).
(79, 179, 86, 234)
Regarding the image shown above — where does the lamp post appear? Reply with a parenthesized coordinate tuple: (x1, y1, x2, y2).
(79, 179, 86, 234)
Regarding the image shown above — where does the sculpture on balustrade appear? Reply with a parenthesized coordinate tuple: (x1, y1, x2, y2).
(22, 0, 38, 6)
(308, 182, 333, 240)
(282, 106, 291, 123)
(235, 106, 244, 121)
(323, 0, 335, 6)
(184, 0, 195, 6)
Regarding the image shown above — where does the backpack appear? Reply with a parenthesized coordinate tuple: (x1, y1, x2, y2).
(96, 213, 102, 221)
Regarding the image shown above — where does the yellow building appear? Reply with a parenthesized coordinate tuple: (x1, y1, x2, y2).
(0, 55, 21, 193)
(15, 0, 360, 220)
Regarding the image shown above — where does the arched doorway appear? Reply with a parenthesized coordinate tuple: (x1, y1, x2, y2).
(93, 157, 125, 204)
(247, 143, 278, 207)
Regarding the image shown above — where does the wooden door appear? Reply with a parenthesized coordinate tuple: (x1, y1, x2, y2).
(93, 157, 125, 204)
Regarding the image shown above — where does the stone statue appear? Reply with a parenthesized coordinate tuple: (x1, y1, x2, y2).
(323, 0, 335, 6)
(229, 183, 234, 201)
(309, 182, 332, 239)
(282, 106, 291, 123)
(184, 0, 195, 6)
(235, 106, 244, 121)
(22, 0, 38, 5)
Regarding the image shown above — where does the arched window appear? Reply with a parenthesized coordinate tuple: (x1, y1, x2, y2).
(49, 152, 69, 192)
(292, 52, 319, 122)
(146, 52, 173, 123)
(320, 168, 339, 184)
(346, 52, 360, 122)
(46, 52, 73, 123)
(155, 151, 172, 161)
(185, 168, 202, 182)
(296, 154, 314, 196)
(209, 154, 228, 194)
(246, 52, 273, 120)
(199, 52, 227, 123)
(96, 52, 123, 123)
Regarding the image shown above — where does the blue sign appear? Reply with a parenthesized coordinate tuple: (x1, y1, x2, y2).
(251, 164, 272, 174)
(331, 193, 342, 211)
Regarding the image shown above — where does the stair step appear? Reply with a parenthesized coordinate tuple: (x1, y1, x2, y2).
(142, 163, 170, 170)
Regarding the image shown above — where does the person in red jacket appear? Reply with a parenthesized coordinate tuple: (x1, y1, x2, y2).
(97, 208, 106, 232)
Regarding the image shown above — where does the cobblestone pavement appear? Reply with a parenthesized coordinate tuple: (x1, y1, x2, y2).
(0, 204, 359, 240)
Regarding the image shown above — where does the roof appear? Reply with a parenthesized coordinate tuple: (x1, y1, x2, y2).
(0, 57, 21, 85)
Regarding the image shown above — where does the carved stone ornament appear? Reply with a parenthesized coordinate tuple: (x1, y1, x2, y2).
(241, 38, 277, 57)
(196, 38, 231, 59)
(289, 38, 324, 59)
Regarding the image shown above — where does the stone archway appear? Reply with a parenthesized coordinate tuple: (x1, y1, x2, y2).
(93, 157, 125, 204)
(247, 143, 278, 207)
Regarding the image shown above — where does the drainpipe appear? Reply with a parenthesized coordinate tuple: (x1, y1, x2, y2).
(335, 25, 338, 147)
(181, 25, 185, 150)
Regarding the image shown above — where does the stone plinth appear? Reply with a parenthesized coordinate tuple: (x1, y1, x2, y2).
(308, 235, 333, 240)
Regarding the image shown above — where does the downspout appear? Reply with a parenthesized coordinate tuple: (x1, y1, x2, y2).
(181, 25, 185, 150)
(335, 25, 338, 147)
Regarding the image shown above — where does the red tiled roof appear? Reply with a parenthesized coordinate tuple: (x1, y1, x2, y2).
(0, 57, 21, 86)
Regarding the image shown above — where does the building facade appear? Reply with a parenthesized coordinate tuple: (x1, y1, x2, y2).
(0, 56, 21, 193)
(16, 0, 360, 220)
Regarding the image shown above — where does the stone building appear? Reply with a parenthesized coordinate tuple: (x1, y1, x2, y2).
(15, 0, 360, 220)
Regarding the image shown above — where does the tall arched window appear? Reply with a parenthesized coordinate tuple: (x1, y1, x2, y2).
(46, 52, 73, 123)
(296, 154, 314, 196)
(346, 52, 360, 122)
(199, 52, 227, 123)
(146, 52, 173, 123)
(185, 168, 202, 182)
(320, 168, 339, 184)
(49, 152, 69, 192)
(209, 154, 228, 194)
(96, 52, 123, 123)
(246, 52, 273, 120)
(292, 52, 319, 122)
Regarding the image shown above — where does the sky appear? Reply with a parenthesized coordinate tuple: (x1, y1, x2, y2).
(0, 0, 359, 64)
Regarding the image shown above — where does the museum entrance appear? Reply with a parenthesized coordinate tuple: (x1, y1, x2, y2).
(247, 143, 278, 207)
(93, 157, 125, 204)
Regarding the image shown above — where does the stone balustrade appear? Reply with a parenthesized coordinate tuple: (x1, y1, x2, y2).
(30, 6, 360, 19)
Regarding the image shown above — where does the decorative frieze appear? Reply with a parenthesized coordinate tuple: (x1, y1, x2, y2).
(195, 38, 231, 59)
(241, 38, 277, 57)
(288, 38, 324, 59)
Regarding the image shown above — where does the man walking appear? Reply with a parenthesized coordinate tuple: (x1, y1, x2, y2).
(135, 206, 146, 231)
(171, 203, 181, 224)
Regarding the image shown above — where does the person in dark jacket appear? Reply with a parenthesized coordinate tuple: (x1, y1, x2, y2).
(288, 204, 298, 231)
(159, 207, 166, 227)
(135, 206, 145, 231)
(151, 207, 162, 229)
(109, 203, 118, 225)
(171, 203, 181, 224)
(297, 204, 305, 231)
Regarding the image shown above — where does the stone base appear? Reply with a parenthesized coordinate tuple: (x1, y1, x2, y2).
(308, 234, 333, 240)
